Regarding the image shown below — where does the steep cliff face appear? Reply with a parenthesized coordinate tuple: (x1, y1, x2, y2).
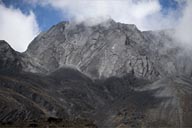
(143, 30, 192, 77)
(24, 20, 192, 81)
(24, 20, 158, 80)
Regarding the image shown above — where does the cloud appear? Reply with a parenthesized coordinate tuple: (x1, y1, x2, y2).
(25, 0, 190, 31)
(31, 0, 191, 47)
(174, 0, 192, 47)
(29, 0, 186, 30)
(0, 3, 39, 52)
(29, 0, 163, 30)
(2, 0, 190, 52)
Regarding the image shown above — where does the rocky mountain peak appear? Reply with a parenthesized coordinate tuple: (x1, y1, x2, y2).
(22, 20, 192, 80)
(1, 20, 192, 128)
(24, 20, 154, 79)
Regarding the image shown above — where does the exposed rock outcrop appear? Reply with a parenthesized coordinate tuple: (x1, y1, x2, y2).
(24, 20, 159, 80)
(23, 20, 192, 81)
(0, 40, 22, 72)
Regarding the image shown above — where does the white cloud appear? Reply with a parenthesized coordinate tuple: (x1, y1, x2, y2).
(174, 0, 192, 47)
(0, 4, 39, 52)
(30, 0, 162, 30)
(31, 0, 189, 31)
(2, 0, 190, 52)
(32, 0, 191, 47)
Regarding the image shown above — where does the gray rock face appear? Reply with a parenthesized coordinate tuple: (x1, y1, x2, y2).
(24, 20, 192, 81)
(136, 76, 192, 128)
(143, 30, 192, 77)
(0, 40, 22, 72)
(24, 20, 158, 80)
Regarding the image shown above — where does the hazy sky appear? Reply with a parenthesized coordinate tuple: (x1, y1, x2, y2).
(0, 0, 191, 52)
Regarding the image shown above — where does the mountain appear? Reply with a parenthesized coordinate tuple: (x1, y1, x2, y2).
(24, 20, 192, 80)
(0, 19, 192, 128)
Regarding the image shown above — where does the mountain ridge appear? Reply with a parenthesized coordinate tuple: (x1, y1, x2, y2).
(9, 20, 190, 81)
(0, 20, 192, 127)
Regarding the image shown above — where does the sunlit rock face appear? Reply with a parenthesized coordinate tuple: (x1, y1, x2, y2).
(26, 20, 157, 79)
(0, 20, 192, 128)
(24, 20, 192, 81)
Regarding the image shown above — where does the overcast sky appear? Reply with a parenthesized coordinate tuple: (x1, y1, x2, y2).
(0, 0, 191, 52)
